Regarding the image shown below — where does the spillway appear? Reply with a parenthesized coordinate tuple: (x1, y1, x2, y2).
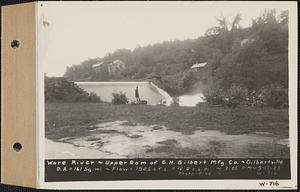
(75, 81, 172, 105)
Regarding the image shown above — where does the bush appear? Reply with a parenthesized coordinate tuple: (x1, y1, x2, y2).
(258, 84, 288, 108)
(45, 77, 102, 103)
(88, 92, 102, 102)
(202, 83, 288, 108)
(112, 92, 129, 105)
(202, 85, 248, 107)
(202, 86, 224, 105)
(244, 90, 264, 107)
(223, 84, 248, 107)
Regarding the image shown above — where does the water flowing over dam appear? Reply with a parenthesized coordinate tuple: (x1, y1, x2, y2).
(75, 81, 172, 105)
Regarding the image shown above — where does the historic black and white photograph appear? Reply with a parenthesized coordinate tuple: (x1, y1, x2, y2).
(42, 1, 291, 160)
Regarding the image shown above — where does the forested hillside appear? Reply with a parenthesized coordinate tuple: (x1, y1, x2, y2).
(64, 10, 288, 97)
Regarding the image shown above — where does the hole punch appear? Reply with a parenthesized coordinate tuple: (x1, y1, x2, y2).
(11, 40, 20, 49)
(13, 142, 22, 152)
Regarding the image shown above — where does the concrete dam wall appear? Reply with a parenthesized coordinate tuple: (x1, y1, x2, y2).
(75, 82, 172, 105)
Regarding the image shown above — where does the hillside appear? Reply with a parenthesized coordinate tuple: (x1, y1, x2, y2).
(64, 10, 288, 96)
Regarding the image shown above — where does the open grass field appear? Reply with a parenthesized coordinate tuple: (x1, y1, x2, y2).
(45, 102, 289, 140)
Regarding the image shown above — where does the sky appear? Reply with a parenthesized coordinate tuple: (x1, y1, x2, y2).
(38, 1, 292, 77)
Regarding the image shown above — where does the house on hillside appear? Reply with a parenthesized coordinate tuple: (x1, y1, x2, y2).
(91, 61, 104, 71)
(108, 59, 126, 74)
(190, 62, 207, 72)
(241, 38, 255, 47)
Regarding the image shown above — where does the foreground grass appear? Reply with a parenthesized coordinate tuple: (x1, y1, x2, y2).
(45, 102, 289, 140)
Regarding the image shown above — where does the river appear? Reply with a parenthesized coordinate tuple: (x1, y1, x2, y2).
(178, 93, 205, 107)
(46, 120, 289, 159)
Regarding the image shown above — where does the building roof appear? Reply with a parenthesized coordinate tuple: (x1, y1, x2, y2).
(112, 59, 125, 65)
(92, 61, 104, 68)
(241, 38, 255, 46)
(191, 62, 207, 69)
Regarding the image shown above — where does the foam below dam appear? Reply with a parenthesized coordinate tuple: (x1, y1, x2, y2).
(75, 81, 172, 105)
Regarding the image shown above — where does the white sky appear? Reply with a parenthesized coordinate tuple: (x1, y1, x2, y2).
(38, 1, 292, 77)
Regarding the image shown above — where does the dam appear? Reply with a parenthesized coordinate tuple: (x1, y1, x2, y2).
(75, 81, 172, 105)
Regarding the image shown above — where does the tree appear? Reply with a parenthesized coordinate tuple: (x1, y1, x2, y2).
(62, 10, 288, 97)
(251, 9, 288, 54)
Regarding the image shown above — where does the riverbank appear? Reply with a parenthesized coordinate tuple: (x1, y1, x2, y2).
(45, 102, 289, 140)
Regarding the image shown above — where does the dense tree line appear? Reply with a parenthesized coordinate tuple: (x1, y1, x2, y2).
(45, 77, 101, 102)
(64, 9, 288, 99)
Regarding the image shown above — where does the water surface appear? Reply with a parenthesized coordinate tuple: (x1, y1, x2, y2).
(178, 93, 204, 106)
(46, 120, 289, 159)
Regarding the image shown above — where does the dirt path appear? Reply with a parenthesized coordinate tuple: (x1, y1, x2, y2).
(46, 120, 289, 159)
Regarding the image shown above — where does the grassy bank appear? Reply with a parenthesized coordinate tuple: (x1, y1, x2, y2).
(45, 102, 289, 140)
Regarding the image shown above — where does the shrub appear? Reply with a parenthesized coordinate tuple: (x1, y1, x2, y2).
(88, 92, 102, 102)
(223, 84, 248, 107)
(258, 84, 288, 108)
(243, 90, 263, 107)
(112, 92, 129, 105)
(201, 79, 288, 108)
(45, 77, 102, 103)
(202, 86, 224, 105)
(202, 84, 250, 107)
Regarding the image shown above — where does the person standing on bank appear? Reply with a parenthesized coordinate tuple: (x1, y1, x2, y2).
(135, 86, 140, 102)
